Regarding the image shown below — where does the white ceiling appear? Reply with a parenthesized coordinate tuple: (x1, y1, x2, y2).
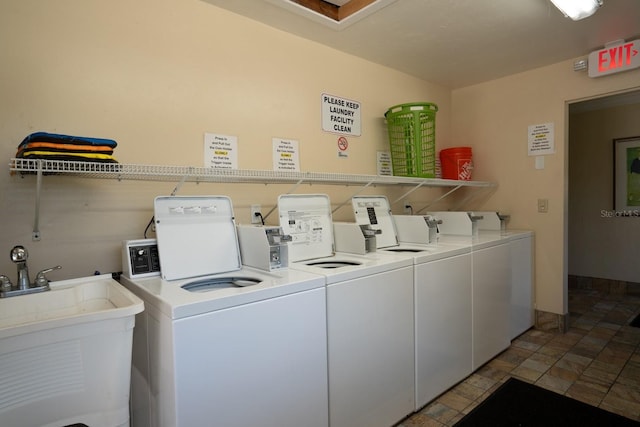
(201, 0, 640, 89)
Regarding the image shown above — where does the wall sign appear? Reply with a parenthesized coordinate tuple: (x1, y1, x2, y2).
(321, 93, 361, 136)
(527, 123, 555, 156)
(588, 39, 640, 78)
(337, 136, 349, 158)
(273, 138, 300, 171)
(337, 136, 348, 151)
(204, 133, 238, 169)
(377, 151, 392, 176)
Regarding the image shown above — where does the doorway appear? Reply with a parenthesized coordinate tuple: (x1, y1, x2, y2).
(567, 89, 640, 307)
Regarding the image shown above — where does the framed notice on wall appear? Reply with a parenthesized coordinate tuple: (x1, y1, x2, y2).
(613, 136, 640, 213)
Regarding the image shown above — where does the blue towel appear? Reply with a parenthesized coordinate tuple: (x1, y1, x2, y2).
(18, 132, 118, 149)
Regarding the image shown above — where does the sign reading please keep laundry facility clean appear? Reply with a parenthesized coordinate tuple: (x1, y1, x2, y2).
(321, 93, 361, 137)
(588, 39, 640, 78)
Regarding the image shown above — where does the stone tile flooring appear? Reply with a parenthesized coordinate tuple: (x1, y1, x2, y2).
(397, 289, 640, 426)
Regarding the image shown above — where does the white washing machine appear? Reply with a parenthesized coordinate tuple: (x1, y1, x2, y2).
(351, 196, 473, 411)
(277, 194, 415, 427)
(506, 230, 534, 339)
(473, 211, 535, 340)
(120, 196, 328, 427)
(428, 211, 512, 371)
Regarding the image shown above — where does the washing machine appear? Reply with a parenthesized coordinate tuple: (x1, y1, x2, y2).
(277, 194, 415, 427)
(472, 211, 535, 340)
(120, 196, 328, 427)
(350, 196, 473, 410)
(428, 211, 512, 371)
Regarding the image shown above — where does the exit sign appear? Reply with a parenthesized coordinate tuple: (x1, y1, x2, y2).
(588, 39, 640, 77)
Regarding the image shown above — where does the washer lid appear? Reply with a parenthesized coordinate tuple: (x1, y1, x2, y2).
(351, 196, 399, 249)
(154, 196, 242, 280)
(278, 194, 334, 262)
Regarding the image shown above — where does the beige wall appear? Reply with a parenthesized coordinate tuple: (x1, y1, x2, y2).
(2, 0, 640, 317)
(0, 0, 451, 279)
(569, 103, 640, 282)
(452, 64, 640, 315)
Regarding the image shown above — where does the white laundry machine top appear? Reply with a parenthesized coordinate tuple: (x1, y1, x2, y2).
(154, 196, 242, 280)
(131, 195, 326, 319)
(499, 230, 534, 241)
(120, 266, 325, 319)
(351, 196, 471, 263)
(468, 211, 533, 242)
(438, 232, 504, 250)
(426, 211, 527, 249)
(438, 229, 535, 248)
(277, 194, 412, 284)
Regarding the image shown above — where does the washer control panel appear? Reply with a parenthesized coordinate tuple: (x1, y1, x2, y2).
(122, 239, 161, 278)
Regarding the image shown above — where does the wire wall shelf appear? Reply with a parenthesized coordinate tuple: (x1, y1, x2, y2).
(9, 158, 496, 241)
(9, 158, 495, 188)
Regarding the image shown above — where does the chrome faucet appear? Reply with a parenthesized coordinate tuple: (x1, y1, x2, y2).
(0, 245, 61, 298)
(11, 245, 31, 290)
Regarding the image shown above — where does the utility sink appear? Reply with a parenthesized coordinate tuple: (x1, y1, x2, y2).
(0, 274, 143, 339)
(0, 274, 144, 427)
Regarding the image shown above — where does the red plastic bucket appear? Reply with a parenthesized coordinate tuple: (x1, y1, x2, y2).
(440, 147, 473, 180)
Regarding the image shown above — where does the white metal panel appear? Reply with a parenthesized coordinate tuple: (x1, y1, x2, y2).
(154, 196, 241, 280)
(428, 211, 475, 236)
(392, 215, 432, 244)
(510, 234, 534, 339)
(172, 288, 328, 427)
(327, 266, 414, 427)
(415, 252, 472, 409)
(472, 242, 511, 370)
(351, 195, 399, 248)
(472, 211, 502, 231)
(278, 194, 335, 262)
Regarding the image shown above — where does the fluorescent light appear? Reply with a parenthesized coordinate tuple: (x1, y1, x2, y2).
(550, 0, 603, 21)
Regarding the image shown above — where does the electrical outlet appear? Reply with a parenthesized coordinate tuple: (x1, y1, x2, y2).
(251, 204, 262, 224)
(404, 204, 413, 215)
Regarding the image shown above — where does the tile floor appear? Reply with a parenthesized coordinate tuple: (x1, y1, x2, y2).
(397, 288, 640, 426)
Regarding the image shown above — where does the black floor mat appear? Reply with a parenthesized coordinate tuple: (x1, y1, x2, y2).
(454, 377, 639, 427)
(630, 312, 640, 327)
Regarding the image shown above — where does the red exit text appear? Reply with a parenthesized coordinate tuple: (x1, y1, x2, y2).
(588, 39, 640, 77)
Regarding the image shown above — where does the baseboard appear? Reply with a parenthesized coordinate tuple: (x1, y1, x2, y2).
(568, 274, 640, 296)
(534, 309, 569, 333)
(532, 275, 640, 333)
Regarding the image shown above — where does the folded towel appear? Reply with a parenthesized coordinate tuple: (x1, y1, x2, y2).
(18, 131, 118, 149)
(17, 141, 114, 156)
(14, 131, 120, 169)
(17, 150, 118, 163)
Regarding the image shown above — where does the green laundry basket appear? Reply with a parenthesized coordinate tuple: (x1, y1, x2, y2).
(384, 102, 438, 178)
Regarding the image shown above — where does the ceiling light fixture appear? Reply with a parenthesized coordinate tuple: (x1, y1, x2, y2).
(550, 0, 603, 21)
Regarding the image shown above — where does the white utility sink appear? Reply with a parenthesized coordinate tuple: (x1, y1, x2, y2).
(0, 274, 143, 339)
(0, 274, 144, 427)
